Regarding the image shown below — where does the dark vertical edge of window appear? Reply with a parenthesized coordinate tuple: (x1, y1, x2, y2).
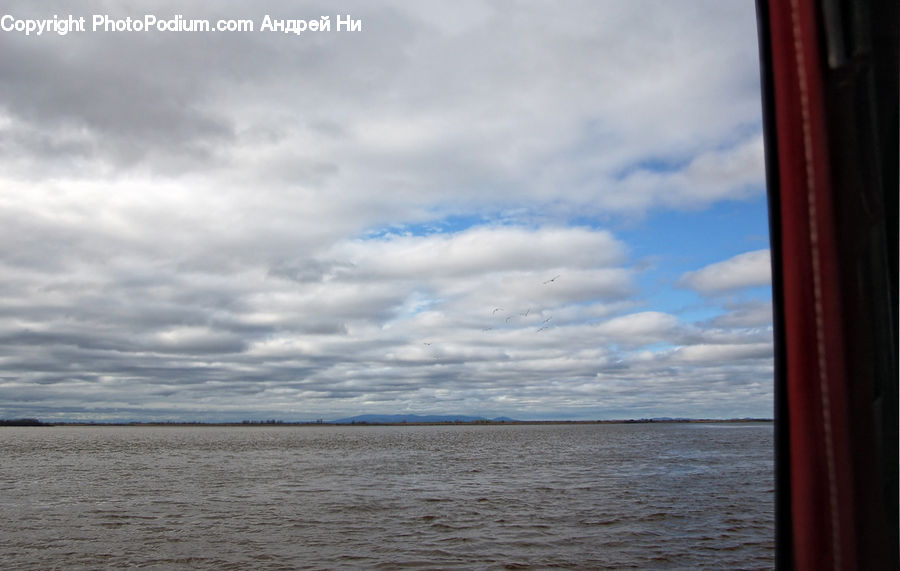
(754, 1, 792, 568)
(871, 0, 899, 557)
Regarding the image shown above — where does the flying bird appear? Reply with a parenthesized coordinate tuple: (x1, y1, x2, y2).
(543, 275, 561, 284)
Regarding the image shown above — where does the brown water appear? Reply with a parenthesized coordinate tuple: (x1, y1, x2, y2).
(0, 423, 774, 569)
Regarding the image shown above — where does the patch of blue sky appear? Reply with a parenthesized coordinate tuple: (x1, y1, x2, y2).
(640, 286, 771, 327)
(616, 195, 770, 272)
(614, 195, 771, 317)
(640, 287, 707, 317)
(362, 213, 495, 239)
(674, 303, 731, 325)
(739, 285, 774, 302)
(359, 206, 553, 240)
(641, 341, 681, 354)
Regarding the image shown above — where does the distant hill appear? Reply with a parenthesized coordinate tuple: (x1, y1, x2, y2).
(329, 414, 516, 424)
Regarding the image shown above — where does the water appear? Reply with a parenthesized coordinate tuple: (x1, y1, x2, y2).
(0, 423, 774, 569)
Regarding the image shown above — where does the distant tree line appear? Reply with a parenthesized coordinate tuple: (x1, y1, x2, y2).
(0, 418, 48, 426)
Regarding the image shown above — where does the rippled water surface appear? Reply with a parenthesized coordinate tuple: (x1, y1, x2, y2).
(1, 423, 773, 569)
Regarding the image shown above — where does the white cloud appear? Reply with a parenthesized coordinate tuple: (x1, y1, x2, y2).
(678, 250, 772, 294)
(593, 312, 680, 345)
(329, 226, 626, 279)
(674, 343, 773, 363)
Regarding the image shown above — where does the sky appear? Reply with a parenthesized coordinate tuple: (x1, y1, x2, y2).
(0, 0, 773, 422)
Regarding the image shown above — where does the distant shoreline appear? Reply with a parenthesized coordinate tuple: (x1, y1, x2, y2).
(1, 418, 773, 427)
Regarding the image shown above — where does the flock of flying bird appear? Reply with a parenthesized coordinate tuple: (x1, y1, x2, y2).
(421, 274, 562, 356)
(486, 274, 560, 331)
(484, 304, 554, 333)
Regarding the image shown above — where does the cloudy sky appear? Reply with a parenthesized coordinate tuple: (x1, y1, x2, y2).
(0, 0, 772, 422)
